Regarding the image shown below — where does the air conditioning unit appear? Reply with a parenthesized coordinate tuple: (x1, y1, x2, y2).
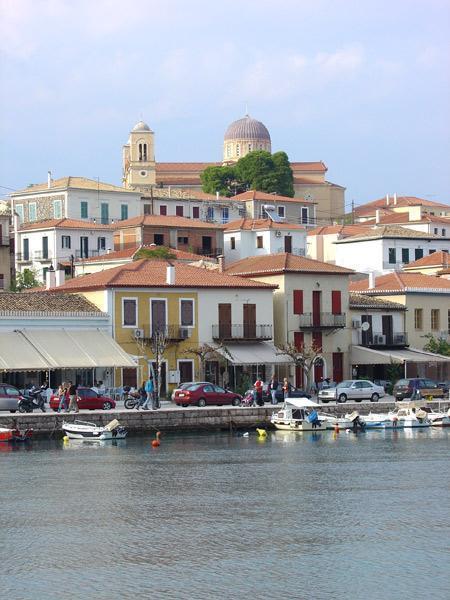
(352, 319, 361, 329)
(133, 328, 144, 339)
(438, 330, 448, 340)
(179, 327, 192, 339)
(394, 333, 406, 344)
(373, 334, 386, 344)
(263, 204, 276, 211)
(275, 230, 282, 237)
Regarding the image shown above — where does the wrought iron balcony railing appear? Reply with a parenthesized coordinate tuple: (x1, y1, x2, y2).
(298, 313, 346, 329)
(212, 323, 272, 341)
(359, 331, 408, 347)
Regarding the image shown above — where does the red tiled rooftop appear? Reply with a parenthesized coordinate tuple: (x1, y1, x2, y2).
(112, 214, 224, 230)
(233, 190, 312, 204)
(307, 224, 372, 237)
(19, 218, 112, 231)
(76, 245, 208, 264)
(225, 253, 353, 276)
(355, 196, 450, 215)
(349, 271, 450, 293)
(403, 250, 450, 269)
(224, 218, 305, 232)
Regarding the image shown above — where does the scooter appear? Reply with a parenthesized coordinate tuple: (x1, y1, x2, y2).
(124, 391, 145, 410)
(18, 388, 46, 413)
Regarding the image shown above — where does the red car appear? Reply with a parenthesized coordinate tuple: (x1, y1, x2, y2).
(173, 383, 242, 407)
(50, 387, 115, 411)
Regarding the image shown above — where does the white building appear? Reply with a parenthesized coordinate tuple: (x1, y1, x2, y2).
(334, 225, 450, 274)
(223, 219, 306, 264)
(16, 218, 114, 282)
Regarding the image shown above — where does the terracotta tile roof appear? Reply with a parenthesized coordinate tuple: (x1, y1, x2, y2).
(224, 218, 305, 232)
(349, 272, 450, 293)
(355, 196, 450, 215)
(364, 213, 450, 226)
(335, 225, 444, 243)
(155, 162, 220, 172)
(12, 176, 137, 196)
(307, 224, 372, 237)
(232, 190, 313, 204)
(76, 245, 208, 264)
(349, 293, 406, 310)
(112, 214, 224, 230)
(52, 259, 276, 292)
(0, 292, 106, 314)
(19, 218, 112, 231)
(403, 250, 450, 269)
(290, 162, 327, 172)
(225, 253, 353, 276)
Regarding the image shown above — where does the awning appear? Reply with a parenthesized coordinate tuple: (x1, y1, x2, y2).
(351, 345, 450, 365)
(0, 329, 137, 371)
(217, 341, 292, 365)
(0, 332, 50, 371)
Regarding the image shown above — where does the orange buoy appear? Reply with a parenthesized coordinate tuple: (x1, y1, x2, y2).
(151, 431, 161, 448)
(334, 422, 339, 433)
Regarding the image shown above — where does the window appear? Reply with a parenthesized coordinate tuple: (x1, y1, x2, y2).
(227, 144, 231, 158)
(98, 237, 106, 251)
(236, 144, 240, 157)
(431, 309, 440, 331)
(176, 205, 184, 217)
(159, 205, 167, 216)
(256, 235, 263, 249)
(100, 203, 109, 224)
(331, 290, 342, 314)
(23, 238, 29, 260)
(29, 202, 37, 221)
(206, 207, 214, 221)
(429, 249, 436, 254)
(278, 206, 285, 218)
(401, 248, 409, 264)
(415, 248, 423, 261)
(230, 237, 236, 250)
(16, 205, 24, 223)
(154, 234, 164, 245)
(434, 228, 438, 235)
(177, 237, 188, 245)
(192, 206, 200, 219)
(0, 274, 4, 289)
(222, 207, 229, 223)
(42, 236, 48, 259)
(388, 248, 396, 264)
(442, 229, 446, 236)
(414, 308, 423, 330)
(301, 207, 309, 224)
(293, 290, 303, 314)
(248, 144, 252, 152)
(80, 236, 89, 258)
(144, 204, 151, 215)
(61, 235, 71, 249)
(53, 199, 62, 219)
(180, 299, 194, 327)
(122, 298, 137, 327)
(80, 201, 88, 219)
(120, 204, 128, 220)
(138, 143, 147, 161)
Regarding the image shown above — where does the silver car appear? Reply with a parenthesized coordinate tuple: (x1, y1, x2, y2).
(0, 384, 23, 412)
(319, 380, 385, 403)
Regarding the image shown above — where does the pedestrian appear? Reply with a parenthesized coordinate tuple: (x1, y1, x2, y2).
(57, 382, 68, 413)
(268, 374, 279, 405)
(253, 377, 264, 406)
(136, 381, 147, 410)
(68, 381, 79, 413)
(282, 378, 292, 399)
(142, 375, 154, 410)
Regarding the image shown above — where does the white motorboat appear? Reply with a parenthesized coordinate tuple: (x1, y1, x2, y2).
(62, 419, 127, 440)
(421, 406, 450, 427)
(388, 403, 431, 428)
(271, 398, 328, 431)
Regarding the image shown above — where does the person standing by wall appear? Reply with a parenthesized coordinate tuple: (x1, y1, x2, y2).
(142, 375, 154, 410)
(268, 375, 279, 405)
(253, 377, 264, 407)
(282, 378, 292, 399)
(68, 381, 79, 413)
(57, 382, 68, 413)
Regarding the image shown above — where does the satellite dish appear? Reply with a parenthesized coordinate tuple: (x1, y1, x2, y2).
(361, 321, 370, 331)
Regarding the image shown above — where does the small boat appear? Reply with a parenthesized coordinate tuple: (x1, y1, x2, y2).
(62, 419, 127, 440)
(0, 427, 33, 442)
(271, 398, 328, 431)
(421, 406, 450, 427)
(388, 403, 431, 428)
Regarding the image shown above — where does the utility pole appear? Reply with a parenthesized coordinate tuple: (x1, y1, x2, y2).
(351, 199, 355, 224)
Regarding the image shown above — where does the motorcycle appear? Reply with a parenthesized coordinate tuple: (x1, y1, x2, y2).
(124, 391, 145, 410)
(18, 387, 46, 413)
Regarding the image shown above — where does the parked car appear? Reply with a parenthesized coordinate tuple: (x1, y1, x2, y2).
(269, 386, 312, 402)
(0, 384, 24, 412)
(393, 378, 444, 401)
(171, 382, 209, 402)
(173, 383, 242, 407)
(437, 381, 450, 395)
(319, 380, 385, 403)
(50, 387, 116, 411)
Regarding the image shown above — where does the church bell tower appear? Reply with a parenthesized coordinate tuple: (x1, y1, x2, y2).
(122, 120, 156, 189)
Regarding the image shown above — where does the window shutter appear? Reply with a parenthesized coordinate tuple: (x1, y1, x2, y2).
(331, 291, 341, 315)
(293, 290, 303, 314)
(180, 300, 193, 327)
(294, 332, 304, 351)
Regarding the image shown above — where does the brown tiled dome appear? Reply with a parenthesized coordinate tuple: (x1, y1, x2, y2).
(224, 114, 270, 141)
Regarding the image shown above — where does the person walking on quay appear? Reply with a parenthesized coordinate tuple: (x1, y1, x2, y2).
(253, 377, 264, 407)
(282, 377, 292, 399)
(268, 374, 279, 405)
(57, 382, 69, 413)
(68, 381, 79, 413)
(142, 375, 154, 410)
(135, 381, 147, 410)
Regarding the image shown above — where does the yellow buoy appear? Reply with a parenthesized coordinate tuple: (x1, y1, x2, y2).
(63, 435, 69, 442)
(256, 428, 267, 437)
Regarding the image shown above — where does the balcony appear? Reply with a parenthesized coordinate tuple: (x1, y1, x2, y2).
(33, 251, 52, 261)
(193, 247, 223, 258)
(359, 331, 408, 347)
(298, 313, 346, 329)
(212, 323, 273, 341)
(16, 253, 32, 263)
(142, 325, 193, 343)
(75, 249, 106, 260)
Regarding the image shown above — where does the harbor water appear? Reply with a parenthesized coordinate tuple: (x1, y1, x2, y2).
(1, 429, 449, 600)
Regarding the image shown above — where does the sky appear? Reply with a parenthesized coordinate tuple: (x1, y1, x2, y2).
(0, 0, 449, 212)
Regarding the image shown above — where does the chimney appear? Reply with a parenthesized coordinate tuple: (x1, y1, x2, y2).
(375, 209, 381, 224)
(216, 191, 219, 200)
(166, 264, 175, 285)
(55, 269, 65, 287)
(393, 192, 397, 205)
(217, 255, 224, 273)
(386, 194, 390, 206)
(46, 266, 56, 289)
(368, 272, 376, 289)
(47, 170, 52, 189)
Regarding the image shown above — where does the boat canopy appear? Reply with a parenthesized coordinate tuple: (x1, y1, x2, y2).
(285, 398, 319, 409)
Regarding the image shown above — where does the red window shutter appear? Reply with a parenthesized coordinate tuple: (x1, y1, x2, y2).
(331, 290, 341, 315)
(160, 205, 167, 216)
(192, 207, 200, 219)
(294, 332, 304, 351)
(293, 290, 303, 314)
(176, 205, 184, 217)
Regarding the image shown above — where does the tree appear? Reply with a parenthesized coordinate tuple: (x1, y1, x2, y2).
(276, 341, 323, 392)
(10, 268, 41, 292)
(149, 328, 171, 403)
(201, 150, 295, 197)
(183, 342, 232, 381)
(133, 246, 175, 260)
(422, 334, 450, 356)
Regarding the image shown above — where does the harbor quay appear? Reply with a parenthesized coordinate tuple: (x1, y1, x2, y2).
(1, 400, 448, 438)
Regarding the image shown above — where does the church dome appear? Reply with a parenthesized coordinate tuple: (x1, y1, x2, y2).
(132, 120, 152, 132)
(224, 114, 271, 142)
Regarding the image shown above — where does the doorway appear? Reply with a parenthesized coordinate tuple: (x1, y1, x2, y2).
(284, 236, 292, 253)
